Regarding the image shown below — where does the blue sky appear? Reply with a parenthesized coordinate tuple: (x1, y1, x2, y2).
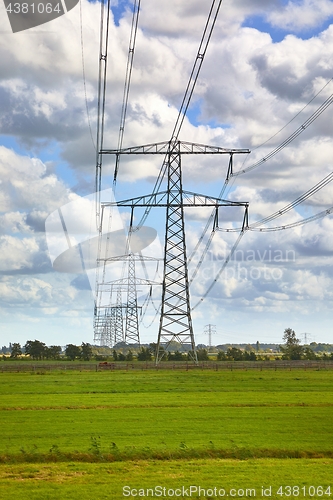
(1, 0, 333, 348)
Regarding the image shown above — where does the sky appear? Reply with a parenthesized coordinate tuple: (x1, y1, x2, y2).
(1, 0, 333, 348)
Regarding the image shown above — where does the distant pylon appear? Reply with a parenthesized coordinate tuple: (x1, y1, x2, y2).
(93, 288, 125, 347)
(300, 332, 312, 345)
(124, 252, 141, 345)
(114, 288, 125, 343)
(204, 324, 216, 348)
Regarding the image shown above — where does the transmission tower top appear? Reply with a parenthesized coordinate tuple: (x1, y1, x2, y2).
(101, 140, 250, 156)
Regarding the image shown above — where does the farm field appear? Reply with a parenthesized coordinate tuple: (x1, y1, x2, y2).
(0, 369, 332, 498)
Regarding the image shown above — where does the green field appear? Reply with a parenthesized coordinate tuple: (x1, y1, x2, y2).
(0, 369, 332, 498)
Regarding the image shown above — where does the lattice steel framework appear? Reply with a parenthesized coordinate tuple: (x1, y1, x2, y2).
(124, 252, 140, 345)
(157, 142, 195, 361)
(101, 140, 250, 363)
(94, 254, 161, 347)
(93, 287, 125, 348)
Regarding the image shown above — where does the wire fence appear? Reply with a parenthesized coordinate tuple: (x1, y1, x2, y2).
(0, 360, 332, 372)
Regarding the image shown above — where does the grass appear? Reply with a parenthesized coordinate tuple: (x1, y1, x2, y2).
(0, 369, 332, 498)
(0, 459, 332, 499)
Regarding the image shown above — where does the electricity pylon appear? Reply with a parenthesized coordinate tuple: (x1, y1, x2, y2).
(94, 251, 161, 347)
(157, 141, 195, 362)
(124, 252, 140, 344)
(94, 257, 140, 347)
(94, 288, 125, 347)
(204, 324, 216, 348)
(101, 139, 250, 363)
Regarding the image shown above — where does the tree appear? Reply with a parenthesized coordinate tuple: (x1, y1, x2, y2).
(226, 347, 244, 361)
(10, 343, 22, 359)
(137, 347, 152, 361)
(65, 344, 81, 361)
(280, 328, 303, 360)
(303, 347, 317, 360)
(217, 350, 227, 361)
(45, 345, 62, 360)
(24, 340, 46, 360)
(244, 351, 257, 361)
(126, 350, 134, 361)
(80, 342, 93, 361)
(196, 348, 209, 361)
(173, 351, 185, 361)
(167, 350, 185, 361)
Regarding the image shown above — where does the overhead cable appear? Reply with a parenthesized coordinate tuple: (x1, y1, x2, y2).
(79, 0, 96, 151)
(136, 0, 224, 228)
(217, 169, 333, 233)
(191, 230, 245, 310)
(114, 0, 141, 184)
(250, 206, 333, 232)
(242, 77, 333, 159)
(95, 0, 112, 227)
(170, 0, 224, 141)
(233, 90, 333, 178)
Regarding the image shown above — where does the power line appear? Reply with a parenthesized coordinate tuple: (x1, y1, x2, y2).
(79, 0, 96, 151)
(192, 230, 245, 310)
(241, 77, 333, 161)
(170, 0, 224, 141)
(216, 170, 333, 233)
(190, 171, 333, 307)
(250, 206, 333, 232)
(95, 0, 112, 227)
(113, 0, 141, 184)
(93, 2, 333, 347)
(233, 90, 333, 178)
(185, 80, 333, 287)
(135, 0, 225, 229)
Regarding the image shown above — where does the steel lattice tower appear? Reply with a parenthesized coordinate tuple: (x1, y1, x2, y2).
(204, 324, 216, 348)
(124, 252, 140, 345)
(100, 140, 250, 363)
(114, 288, 125, 344)
(93, 287, 125, 348)
(157, 142, 195, 362)
(94, 252, 155, 347)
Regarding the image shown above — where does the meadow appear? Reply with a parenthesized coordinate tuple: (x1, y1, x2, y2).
(0, 368, 332, 498)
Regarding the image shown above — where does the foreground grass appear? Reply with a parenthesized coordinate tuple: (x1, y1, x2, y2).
(0, 370, 332, 498)
(0, 370, 332, 456)
(0, 459, 332, 499)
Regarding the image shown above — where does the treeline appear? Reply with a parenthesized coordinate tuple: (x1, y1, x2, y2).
(2, 340, 94, 361)
(1, 329, 333, 362)
(113, 346, 332, 362)
(215, 342, 333, 354)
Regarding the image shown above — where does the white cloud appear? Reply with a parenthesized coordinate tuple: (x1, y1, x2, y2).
(267, 0, 333, 32)
(0, 147, 73, 212)
(0, 235, 39, 271)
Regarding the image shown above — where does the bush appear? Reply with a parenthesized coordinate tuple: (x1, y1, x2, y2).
(217, 351, 227, 361)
